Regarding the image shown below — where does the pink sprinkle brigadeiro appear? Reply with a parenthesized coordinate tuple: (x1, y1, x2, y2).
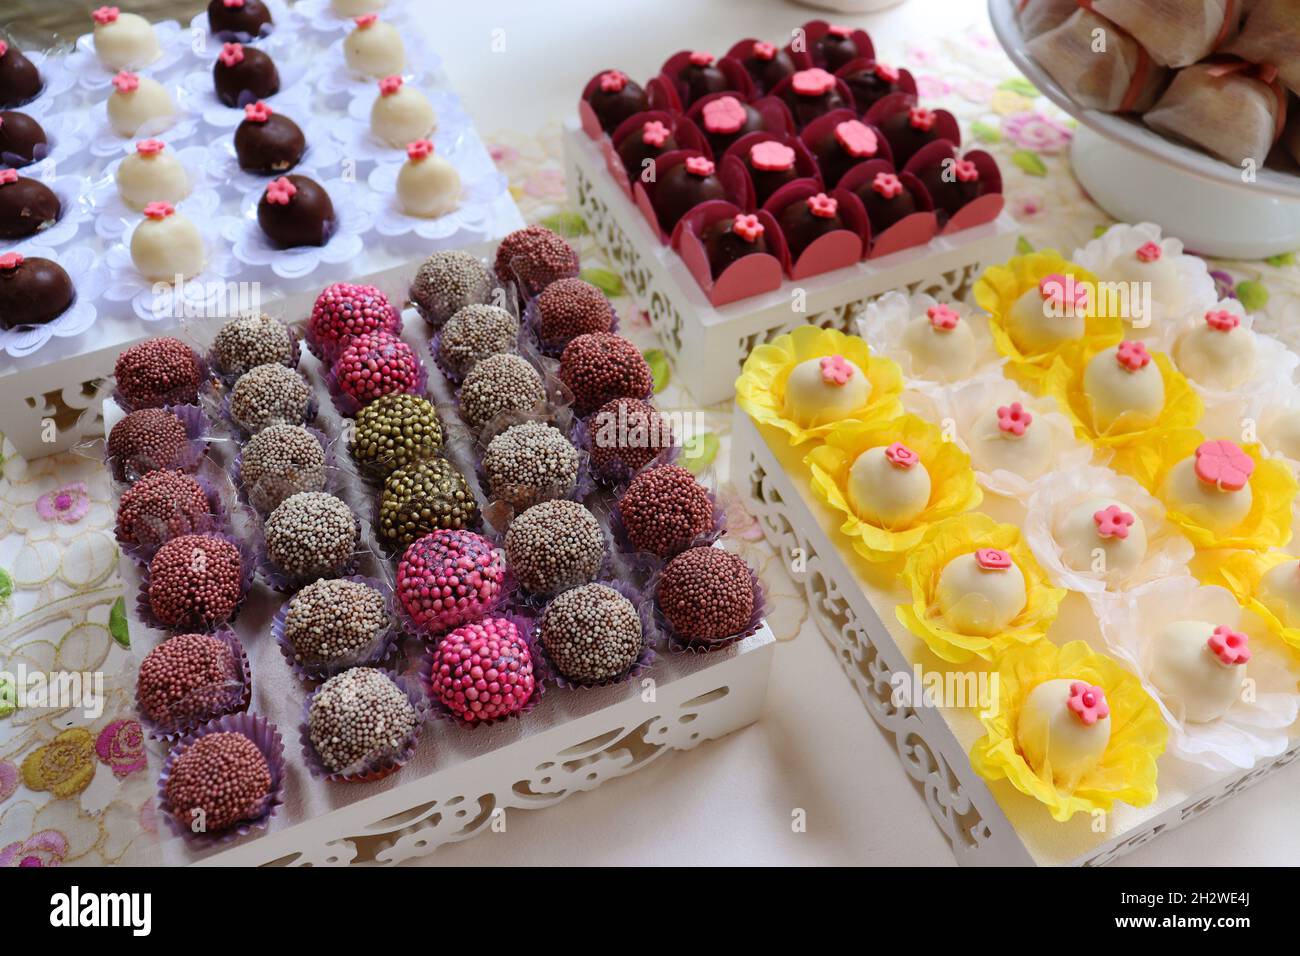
(114, 336, 204, 409)
(147, 534, 243, 629)
(332, 330, 420, 408)
(308, 281, 401, 361)
(115, 469, 212, 549)
(429, 617, 536, 722)
(397, 530, 506, 634)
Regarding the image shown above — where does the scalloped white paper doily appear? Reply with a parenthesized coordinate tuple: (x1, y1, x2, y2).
(4, 172, 92, 254)
(0, 245, 107, 358)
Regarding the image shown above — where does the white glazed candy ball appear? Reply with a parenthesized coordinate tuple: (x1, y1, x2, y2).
(1174, 309, 1255, 390)
(370, 76, 435, 148)
(332, 0, 387, 15)
(1149, 620, 1248, 723)
(1082, 341, 1164, 432)
(107, 73, 176, 137)
(1055, 498, 1147, 579)
(935, 549, 1026, 636)
(344, 15, 405, 77)
(92, 9, 161, 71)
(1257, 560, 1300, 629)
(846, 443, 931, 529)
(116, 139, 189, 210)
(783, 354, 870, 428)
(396, 140, 460, 218)
(1264, 410, 1300, 462)
(1017, 678, 1111, 785)
(1163, 441, 1254, 534)
(1114, 240, 1181, 313)
(900, 303, 976, 381)
(1005, 273, 1085, 354)
(968, 401, 1051, 479)
(130, 202, 203, 281)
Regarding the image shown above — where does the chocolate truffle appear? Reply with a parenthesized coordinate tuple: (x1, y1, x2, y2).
(559, 332, 653, 415)
(283, 578, 390, 669)
(483, 421, 580, 511)
(92, 8, 160, 71)
(107, 407, 189, 480)
(853, 170, 917, 235)
(540, 583, 642, 684)
(652, 155, 726, 233)
(396, 138, 459, 218)
(233, 101, 304, 173)
(265, 491, 358, 580)
(617, 118, 677, 180)
(436, 304, 518, 379)
(811, 119, 880, 187)
(116, 469, 213, 550)
(744, 140, 801, 208)
(257, 174, 333, 248)
(351, 392, 443, 479)
(369, 74, 435, 148)
(137, 632, 243, 733)
(812, 25, 863, 72)
(115, 336, 204, 408)
(207, 0, 273, 40)
(703, 212, 768, 277)
(459, 353, 546, 429)
(230, 362, 311, 432)
(344, 14, 405, 78)
(493, 225, 579, 295)
(878, 105, 944, 169)
(164, 731, 271, 832)
(617, 464, 713, 557)
(841, 60, 905, 114)
(584, 69, 647, 134)
(658, 546, 755, 642)
(739, 39, 796, 95)
(378, 457, 478, 551)
(505, 499, 605, 595)
(307, 667, 417, 774)
(0, 252, 72, 329)
(535, 277, 613, 346)
(240, 423, 325, 513)
(148, 533, 243, 629)
(130, 201, 204, 282)
(211, 312, 295, 378)
(780, 68, 846, 129)
(430, 617, 535, 722)
(587, 397, 674, 479)
(213, 42, 279, 108)
(698, 94, 763, 158)
(915, 154, 984, 225)
(396, 529, 506, 633)
(116, 139, 189, 210)
(0, 41, 42, 109)
(308, 281, 400, 361)
(410, 250, 493, 328)
(778, 192, 845, 261)
(0, 110, 47, 167)
(676, 51, 729, 106)
(333, 329, 420, 408)
(107, 72, 176, 138)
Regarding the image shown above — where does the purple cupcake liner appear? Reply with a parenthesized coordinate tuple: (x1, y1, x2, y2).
(136, 627, 252, 740)
(205, 320, 304, 387)
(253, 503, 367, 594)
(520, 290, 621, 360)
(112, 353, 213, 415)
(136, 531, 258, 635)
(571, 411, 682, 488)
(156, 712, 286, 849)
(297, 669, 430, 783)
(232, 424, 344, 517)
(324, 343, 431, 418)
(219, 374, 321, 439)
(116, 462, 234, 567)
(106, 402, 213, 485)
(650, 552, 768, 654)
(273, 574, 403, 681)
(537, 577, 659, 690)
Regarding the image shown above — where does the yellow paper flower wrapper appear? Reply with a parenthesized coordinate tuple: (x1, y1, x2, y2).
(970, 640, 1167, 823)
(972, 251, 1122, 394)
(805, 414, 983, 562)
(734, 325, 904, 446)
(895, 513, 1065, 664)
(1202, 548, 1300, 656)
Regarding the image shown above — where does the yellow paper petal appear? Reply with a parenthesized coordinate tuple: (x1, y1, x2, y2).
(1201, 548, 1300, 656)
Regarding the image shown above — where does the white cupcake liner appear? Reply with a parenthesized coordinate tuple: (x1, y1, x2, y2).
(363, 152, 506, 244)
(0, 245, 106, 359)
(3, 172, 91, 253)
(9, 50, 78, 117)
(333, 84, 472, 165)
(88, 142, 223, 242)
(180, 49, 313, 130)
(69, 20, 193, 93)
(3, 110, 91, 177)
(312, 32, 442, 98)
(86, 80, 202, 159)
(187, 0, 305, 45)
(293, 0, 413, 35)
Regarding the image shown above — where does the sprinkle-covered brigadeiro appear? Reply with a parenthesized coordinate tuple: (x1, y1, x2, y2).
(229, 362, 311, 433)
(333, 329, 421, 408)
(430, 617, 535, 722)
(307, 281, 401, 361)
(539, 583, 642, 684)
(137, 632, 242, 732)
(493, 224, 579, 295)
(505, 499, 605, 595)
(617, 464, 714, 557)
(107, 407, 188, 480)
(165, 731, 272, 832)
(378, 457, 478, 551)
(588, 397, 675, 478)
(459, 352, 546, 429)
(657, 546, 755, 642)
(307, 667, 418, 774)
(283, 578, 390, 668)
(240, 423, 325, 513)
(115, 336, 204, 409)
(411, 249, 494, 328)
(535, 277, 613, 345)
(116, 469, 212, 550)
(265, 491, 358, 580)
(148, 534, 244, 629)
(436, 304, 519, 379)
(559, 332, 653, 415)
(211, 312, 295, 378)
(397, 529, 506, 633)
(483, 421, 579, 510)
(351, 392, 443, 479)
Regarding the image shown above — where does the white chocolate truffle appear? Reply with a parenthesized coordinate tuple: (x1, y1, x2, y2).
(900, 303, 976, 381)
(968, 401, 1051, 479)
(1017, 678, 1111, 785)
(332, 0, 387, 15)
(370, 76, 435, 148)
(93, 10, 160, 71)
(396, 141, 460, 218)
(116, 140, 189, 210)
(783, 354, 870, 428)
(1114, 241, 1181, 313)
(107, 74, 176, 138)
(1005, 276, 1085, 354)
(130, 203, 203, 281)
(1257, 560, 1300, 629)
(344, 16, 405, 77)
(1082, 342, 1164, 432)
(1055, 498, 1147, 580)
(1264, 411, 1300, 462)
(935, 550, 1026, 636)
(1163, 449, 1253, 534)
(846, 443, 931, 529)
(1149, 620, 1247, 723)
(1174, 311, 1255, 390)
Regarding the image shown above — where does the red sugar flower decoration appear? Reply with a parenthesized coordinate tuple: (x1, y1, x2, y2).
(379, 74, 403, 96)
(1067, 681, 1109, 726)
(834, 119, 878, 158)
(0, 252, 23, 271)
(406, 138, 434, 160)
(0, 41, 8, 58)
(975, 548, 1011, 571)
(354, 13, 378, 27)
(136, 138, 165, 155)
(112, 71, 140, 94)
(792, 68, 835, 97)
(819, 354, 854, 386)
(243, 100, 272, 122)
(0, 169, 16, 185)
(874, 62, 900, 82)
(828, 24, 854, 37)
(143, 201, 174, 220)
(224, 0, 246, 6)
(1205, 309, 1239, 332)
(1038, 272, 1088, 310)
(702, 95, 746, 135)
(752, 41, 776, 61)
(641, 120, 669, 147)
(684, 156, 715, 176)
(872, 171, 903, 198)
(953, 159, 979, 182)
(1115, 340, 1151, 371)
(264, 176, 297, 205)
(92, 6, 120, 25)
(1208, 625, 1251, 666)
(1093, 504, 1135, 540)
(732, 213, 764, 243)
(884, 442, 918, 469)
(688, 51, 714, 67)
(1193, 439, 1254, 491)
(996, 402, 1032, 436)
(927, 304, 960, 331)
(807, 192, 838, 218)
(750, 140, 795, 171)
(219, 43, 244, 67)
(598, 70, 627, 93)
(1135, 241, 1162, 263)
(908, 107, 936, 131)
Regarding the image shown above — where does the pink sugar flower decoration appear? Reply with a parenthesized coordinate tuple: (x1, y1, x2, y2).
(1115, 340, 1151, 371)
(792, 68, 835, 97)
(996, 402, 1032, 436)
(688, 51, 714, 67)
(0, 169, 16, 185)
(36, 482, 90, 524)
(0, 252, 24, 271)
(975, 548, 1011, 571)
(224, 0, 246, 6)
(953, 159, 979, 182)
(908, 107, 936, 131)
(1067, 681, 1109, 725)
(1037, 271, 1087, 310)
(684, 156, 715, 176)
(243, 100, 272, 122)
(219, 42, 244, 67)
(884, 442, 918, 469)
(703, 95, 747, 134)
(92, 6, 120, 25)
(835, 119, 878, 157)
(379, 74, 403, 96)
(733, 213, 764, 243)
(111, 71, 139, 94)
(143, 200, 174, 220)
(819, 354, 854, 386)
(136, 138, 165, 155)
(354, 13, 378, 27)
(1208, 625, 1251, 666)
(927, 304, 960, 331)
(1135, 241, 1162, 263)
(828, 24, 854, 38)
(807, 192, 838, 218)
(1193, 439, 1254, 491)
(752, 41, 776, 61)
(750, 140, 794, 171)
(406, 138, 434, 160)
(1205, 309, 1239, 332)
(265, 176, 297, 205)
(874, 62, 900, 83)
(598, 69, 627, 93)
(641, 120, 669, 147)
(1092, 504, 1135, 540)
(872, 171, 903, 198)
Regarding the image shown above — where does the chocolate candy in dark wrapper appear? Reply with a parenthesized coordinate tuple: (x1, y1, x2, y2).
(0, 253, 73, 329)
(213, 43, 280, 107)
(257, 174, 335, 248)
(0, 172, 59, 239)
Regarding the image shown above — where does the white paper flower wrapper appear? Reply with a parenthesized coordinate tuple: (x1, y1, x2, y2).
(363, 150, 507, 245)
(5, 173, 91, 253)
(333, 84, 473, 165)
(313, 32, 442, 98)
(1093, 576, 1300, 773)
(88, 142, 223, 242)
(1024, 463, 1194, 596)
(187, 0, 304, 45)
(69, 20, 193, 94)
(1248, 386, 1300, 470)
(4, 109, 91, 177)
(202, 117, 345, 195)
(293, 0, 413, 35)
(180, 47, 314, 130)
(0, 245, 106, 359)
(13, 50, 78, 117)
(86, 80, 202, 160)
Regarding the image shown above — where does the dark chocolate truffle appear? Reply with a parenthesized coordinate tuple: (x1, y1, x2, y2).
(535, 277, 612, 345)
(493, 225, 578, 295)
(165, 731, 271, 832)
(284, 578, 390, 669)
(853, 170, 918, 235)
(351, 392, 443, 479)
(878, 105, 943, 169)
(483, 421, 579, 511)
(240, 423, 325, 513)
(256, 174, 334, 248)
(307, 667, 417, 774)
(229, 362, 311, 432)
(410, 249, 493, 328)
(744, 139, 801, 208)
(505, 499, 605, 596)
(658, 546, 755, 641)
(676, 51, 729, 107)
(0, 41, 42, 109)
(210, 311, 294, 378)
(233, 101, 304, 173)
(265, 491, 358, 580)
(116, 469, 213, 550)
(115, 336, 204, 408)
(0, 109, 47, 167)
(0, 252, 72, 329)
(841, 60, 905, 114)
(107, 407, 189, 481)
(436, 304, 518, 379)
(778, 192, 845, 260)
(617, 118, 677, 180)
(459, 352, 546, 429)
(584, 69, 647, 134)
(207, 0, 273, 40)
(212, 42, 279, 108)
(587, 396, 674, 479)
(137, 632, 243, 733)
(811, 119, 881, 188)
(703, 212, 768, 277)
(148, 533, 244, 629)
(539, 583, 642, 684)
(652, 155, 726, 233)
(617, 463, 713, 557)
(915, 155, 984, 226)
(697, 94, 762, 158)
(779, 68, 846, 129)
(559, 332, 653, 415)
(812, 26, 863, 72)
(378, 458, 478, 551)
(739, 39, 795, 95)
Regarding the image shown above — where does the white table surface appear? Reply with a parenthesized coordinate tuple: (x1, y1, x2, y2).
(414, 0, 1300, 867)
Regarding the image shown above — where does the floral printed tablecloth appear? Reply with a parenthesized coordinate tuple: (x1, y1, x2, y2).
(1, 23, 1296, 868)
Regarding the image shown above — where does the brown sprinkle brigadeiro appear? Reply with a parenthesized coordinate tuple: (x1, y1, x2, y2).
(657, 546, 755, 641)
(505, 499, 605, 595)
(483, 421, 579, 511)
(165, 731, 272, 832)
(539, 583, 642, 684)
(107, 407, 188, 481)
(307, 667, 417, 774)
(116, 469, 212, 550)
(265, 491, 358, 580)
(493, 225, 579, 295)
(284, 578, 390, 666)
(229, 362, 312, 433)
(411, 250, 494, 329)
(148, 534, 243, 629)
(436, 304, 519, 379)
(458, 352, 545, 429)
(616, 464, 714, 558)
(559, 332, 653, 415)
(115, 336, 204, 409)
(136, 632, 242, 730)
(535, 277, 613, 344)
